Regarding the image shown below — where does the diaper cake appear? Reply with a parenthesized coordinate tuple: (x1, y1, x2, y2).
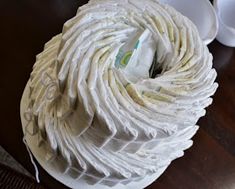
(20, 0, 218, 188)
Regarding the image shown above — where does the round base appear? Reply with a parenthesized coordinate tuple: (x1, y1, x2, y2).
(20, 81, 168, 189)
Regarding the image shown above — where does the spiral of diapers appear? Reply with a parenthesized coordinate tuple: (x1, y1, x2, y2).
(25, 0, 218, 186)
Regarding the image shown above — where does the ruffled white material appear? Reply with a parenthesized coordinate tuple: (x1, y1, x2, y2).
(22, 0, 218, 187)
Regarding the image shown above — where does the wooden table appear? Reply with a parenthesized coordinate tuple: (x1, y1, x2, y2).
(0, 0, 235, 189)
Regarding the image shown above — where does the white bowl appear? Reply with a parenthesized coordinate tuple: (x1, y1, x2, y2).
(159, 0, 218, 45)
(213, 0, 235, 47)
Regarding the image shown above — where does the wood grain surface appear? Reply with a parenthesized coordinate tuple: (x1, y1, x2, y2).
(0, 0, 234, 189)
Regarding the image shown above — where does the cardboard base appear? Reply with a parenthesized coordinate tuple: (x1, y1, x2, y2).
(20, 81, 168, 189)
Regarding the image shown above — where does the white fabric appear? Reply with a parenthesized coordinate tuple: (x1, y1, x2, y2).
(21, 0, 218, 187)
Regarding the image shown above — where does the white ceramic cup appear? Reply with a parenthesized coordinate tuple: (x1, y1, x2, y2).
(213, 0, 235, 47)
(159, 0, 218, 45)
